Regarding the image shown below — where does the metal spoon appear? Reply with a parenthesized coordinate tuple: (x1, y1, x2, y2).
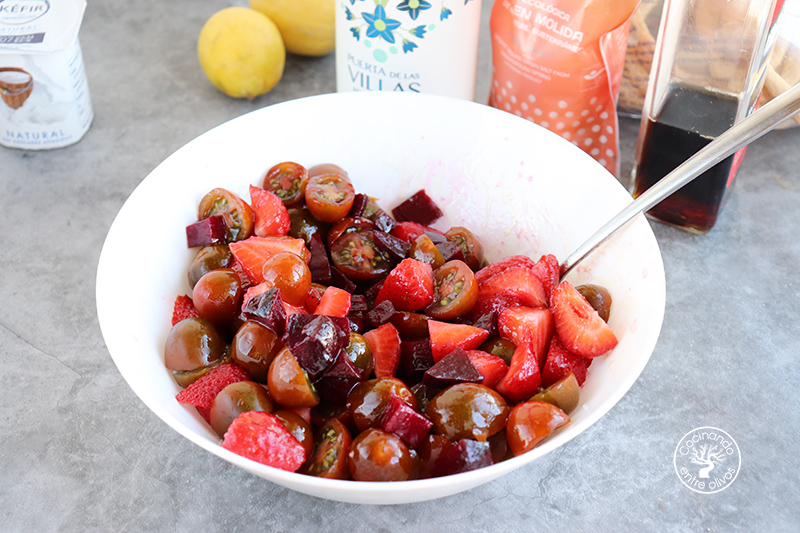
(560, 81, 800, 279)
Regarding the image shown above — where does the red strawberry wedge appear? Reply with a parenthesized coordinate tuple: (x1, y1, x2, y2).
(375, 258, 435, 312)
(363, 322, 402, 378)
(314, 286, 351, 317)
(497, 306, 554, 369)
(529, 254, 561, 304)
(249, 185, 290, 237)
(494, 342, 542, 404)
(475, 255, 538, 283)
(229, 236, 310, 285)
(476, 265, 547, 309)
(428, 320, 489, 362)
(222, 411, 307, 472)
(172, 294, 201, 325)
(551, 281, 618, 358)
(541, 337, 590, 387)
(466, 350, 509, 388)
(175, 363, 250, 422)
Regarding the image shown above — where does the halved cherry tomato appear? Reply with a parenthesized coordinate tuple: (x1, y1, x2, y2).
(262, 162, 309, 206)
(198, 188, 254, 242)
(506, 400, 569, 456)
(409, 234, 445, 269)
(308, 163, 350, 181)
(327, 216, 377, 249)
(303, 418, 353, 479)
(305, 174, 356, 223)
(426, 260, 478, 320)
(267, 347, 320, 408)
(329, 230, 392, 282)
(445, 226, 484, 271)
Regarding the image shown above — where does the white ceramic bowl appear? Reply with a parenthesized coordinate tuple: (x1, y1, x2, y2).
(96, 92, 665, 505)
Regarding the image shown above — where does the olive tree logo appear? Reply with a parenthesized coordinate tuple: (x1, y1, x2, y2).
(674, 427, 741, 494)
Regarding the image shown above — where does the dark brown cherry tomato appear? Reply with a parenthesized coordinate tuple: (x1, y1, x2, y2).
(426, 383, 509, 442)
(330, 230, 393, 283)
(417, 434, 454, 479)
(192, 268, 243, 330)
(531, 373, 580, 415)
(305, 174, 356, 223)
(273, 409, 314, 458)
(409, 234, 445, 270)
(303, 418, 353, 479)
(425, 260, 478, 320)
(506, 400, 569, 456)
(576, 284, 612, 323)
(267, 347, 320, 408)
(209, 381, 274, 437)
(187, 244, 233, 289)
(262, 161, 309, 206)
(479, 337, 516, 366)
(164, 317, 227, 372)
(288, 207, 329, 245)
(260, 252, 312, 305)
(445, 226, 484, 271)
(230, 320, 282, 382)
(308, 163, 350, 181)
(347, 428, 417, 481)
(327, 216, 377, 249)
(344, 332, 374, 378)
(197, 188, 254, 242)
(346, 378, 418, 433)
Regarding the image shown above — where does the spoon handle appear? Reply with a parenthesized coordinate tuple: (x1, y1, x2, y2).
(560, 81, 800, 279)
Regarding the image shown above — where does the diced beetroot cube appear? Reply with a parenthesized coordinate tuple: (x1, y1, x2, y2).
(329, 266, 357, 293)
(348, 315, 366, 333)
(241, 286, 287, 337)
(283, 314, 350, 379)
(391, 311, 430, 339)
(349, 294, 368, 314)
(430, 439, 493, 478)
(423, 347, 483, 389)
(541, 337, 589, 387)
(324, 350, 364, 380)
(372, 230, 411, 262)
(400, 338, 434, 377)
(391, 190, 444, 226)
(308, 234, 332, 284)
(366, 299, 397, 329)
(316, 376, 360, 405)
(361, 278, 385, 307)
(379, 395, 433, 448)
(435, 240, 465, 263)
(370, 209, 396, 233)
(186, 215, 227, 248)
(349, 193, 369, 218)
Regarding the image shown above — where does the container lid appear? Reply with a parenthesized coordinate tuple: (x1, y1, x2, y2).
(0, 0, 87, 53)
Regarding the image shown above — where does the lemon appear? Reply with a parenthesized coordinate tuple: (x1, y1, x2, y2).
(198, 7, 286, 99)
(250, 0, 334, 57)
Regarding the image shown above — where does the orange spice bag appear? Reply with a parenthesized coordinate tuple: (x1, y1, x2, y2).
(489, 0, 640, 176)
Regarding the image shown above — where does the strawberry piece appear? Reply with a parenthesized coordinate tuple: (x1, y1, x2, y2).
(477, 264, 546, 309)
(390, 221, 443, 244)
(221, 411, 306, 472)
(379, 395, 433, 448)
(175, 363, 250, 422)
(172, 294, 201, 325)
(497, 306, 554, 368)
(541, 337, 589, 387)
(494, 342, 542, 404)
(530, 254, 560, 304)
(466, 350, 509, 389)
(428, 320, 489, 362)
(363, 323, 402, 378)
(375, 258, 435, 312)
(229, 236, 310, 285)
(475, 255, 538, 284)
(551, 281, 618, 358)
(249, 185, 290, 237)
(314, 286, 351, 317)
(467, 293, 523, 335)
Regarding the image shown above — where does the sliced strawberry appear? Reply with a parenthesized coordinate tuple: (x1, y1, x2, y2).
(363, 322, 402, 378)
(494, 342, 542, 404)
(375, 258, 435, 312)
(530, 254, 560, 304)
(497, 306, 554, 368)
(175, 363, 250, 422)
(172, 294, 201, 325)
(477, 264, 546, 309)
(551, 281, 618, 358)
(474, 255, 538, 284)
(428, 320, 489, 362)
(221, 411, 306, 471)
(249, 185, 291, 237)
(467, 293, 524, 335)
(390, 221, 443, 244)
(465, 350, 509, 388)
(229, 236, 310, 284)
(541, 337, 589, 387)
(313, 286, 351, 317)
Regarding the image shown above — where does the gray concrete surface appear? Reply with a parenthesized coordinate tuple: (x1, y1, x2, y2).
(2, 0, 799, 531)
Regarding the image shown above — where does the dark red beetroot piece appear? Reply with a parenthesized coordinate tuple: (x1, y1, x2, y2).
(392, 189, 444, 226)
(366, 299, 397, 329)
(186, 215, 227, 248)
(349, 294, 368, 314)
(379, 395, 433, 448)
(308, 234, 332, 284)
(391, 311, 430, 339)
(283, 314, 350, 379)
(423, 347, 483, 389)
(349, 193, 369, 218)
(372, 230, 411, 262)
(241, 286, 287, 337)
(430, 439, 493, 477)
(400, 338, 435, 378)
(435, 240, 465, 263)
(329, 266, 357, 293)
